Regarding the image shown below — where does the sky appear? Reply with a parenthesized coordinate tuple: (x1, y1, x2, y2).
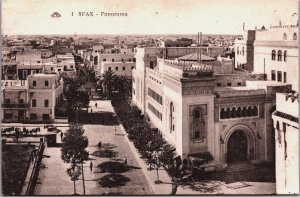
(1, 0, 298, 35)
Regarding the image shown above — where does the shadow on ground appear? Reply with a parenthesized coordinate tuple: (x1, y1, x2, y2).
(91, 149, 118, 159)
(97, 174, 130, 188)
(97, 161, 141, 173)
(180, 180, 223, 193)
(69, 111, 119, 125)
(101, 143, 117, 149)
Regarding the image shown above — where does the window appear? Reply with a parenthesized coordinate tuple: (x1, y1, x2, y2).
(4, 113, 12, 119)
(237, 82, 242, 86)
(45, 80, 49, 86)
(278, 50, 282, 61)
(32, 99, 37, 107)
(293, 32, 297, 40)
(283, 33, 287, 40)
(271, 70, 276, 81)
(131, 66, 134, 70)
(5, 99, 10, 103)
(242, 47, 244, 56)
(217, 83, 221, 86)
(51, 67, 54, 71)
(237, 46, 239, 55)
(129, 59, 132, 62)
(103, 58, 106, 62)
(19, 99, 24, 103)
(271, 50, 276, 60)
(33, 80, 36, 86)
(121, 58, 124, 62)
(169, 102, 174, 132)
(133, 58, 136, 62)
(277, 71, 282, 82)
(193, 108, 206, 141)
(115, 67, 118, 71)
(44, 99, 49, 107)
(283, 50, 287, 62)
(43, 114, 50, 120)
(112, 59, 114, 62)
(108, 67, 111, 71)
(227, 83, 232, 86)
(150, 61, 154, 69)
(284, 72, 287, 83)
(30, 113, 37, 120)
(122, 67, 125, 70)
(70, 65, 74, 69)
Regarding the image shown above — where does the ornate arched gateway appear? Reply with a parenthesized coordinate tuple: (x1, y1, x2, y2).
(224, 125, 256, 164)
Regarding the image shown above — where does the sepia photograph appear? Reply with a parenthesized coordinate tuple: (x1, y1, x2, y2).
(1, 0, 299, 195)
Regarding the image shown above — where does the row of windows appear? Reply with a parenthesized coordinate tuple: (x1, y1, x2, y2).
(283, 32, 297, 40)
(32, 80, 49, 87)
(236, 46, 245, 56)
(31, 99, 49, 108)
(271, 70, 287, 83)
(216, 82, 242, 87)
(108, 66, 134, 71)
(103, 58, 136, 62)
(271, 50, 287, 61)
(3, 113, 50, 120)
(148, 103, 162, 121)
(4, 99, 24, 104)
(192, 108, 206, 141)
(220, 105, 258, 119)
(149, 76, 162, 85)
(148, 88, 163, 105)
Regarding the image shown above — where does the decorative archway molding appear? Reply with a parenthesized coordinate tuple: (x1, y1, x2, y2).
(223, 123, 257, 162)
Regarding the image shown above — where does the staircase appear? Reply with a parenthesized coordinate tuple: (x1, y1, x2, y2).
(225, 162, 256, 173)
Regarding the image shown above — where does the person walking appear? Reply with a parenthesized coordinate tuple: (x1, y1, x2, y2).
(98, 141, 102, 148)
(123, 156, 127, 169)
(95, 102, 98, 108)
(114, 127, 117, 134)
(90, 161, 93, 172)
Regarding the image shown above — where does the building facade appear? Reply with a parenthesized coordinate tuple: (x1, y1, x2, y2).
(1, 74, 64, 123)
(272, 92, 299, 194)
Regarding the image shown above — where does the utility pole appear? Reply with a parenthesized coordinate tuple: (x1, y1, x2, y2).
(263, 58, 266, 80)
(81, 162, 86, 195)
(200, 32, 202, 64)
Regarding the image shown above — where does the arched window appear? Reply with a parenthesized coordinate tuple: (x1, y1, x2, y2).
(271, 50, 276, 60)
(231, 107, 236, 118)
(253, 105, 258, 116)
(283, 33, 287, 40)
(193, 108, 206, 141)
(242, 106, 247, 117)
(248, 106, 253, 116)
(220, 108, 226, 119)
(237, 107, 242, 117)
(293, 32, 297, 40)
(283, 50, 287, 62)
(242, 47, 244, 56)
(277, 50, 282, 61)
(170, 102, 174, 132)
(226, 108, 231, 119)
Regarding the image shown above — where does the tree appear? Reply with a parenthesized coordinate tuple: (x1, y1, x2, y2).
(61, 123, 89, 195)
(114, 75, 131, 96)
(97, 70, 117, 98)
(64, 78, 90, 121)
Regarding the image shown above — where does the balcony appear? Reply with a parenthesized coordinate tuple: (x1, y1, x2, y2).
(1, 103, 29, 108)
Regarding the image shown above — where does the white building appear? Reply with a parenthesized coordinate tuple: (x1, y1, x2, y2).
(253, 24, 298, 90)
(272, 92, 299, 194)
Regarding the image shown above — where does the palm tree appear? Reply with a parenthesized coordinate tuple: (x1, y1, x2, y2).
(114, 75, 131, 96)
(97, 70, 117, 98)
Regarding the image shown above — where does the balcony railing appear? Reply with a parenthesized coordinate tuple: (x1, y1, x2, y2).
(1, 103, 29, 108)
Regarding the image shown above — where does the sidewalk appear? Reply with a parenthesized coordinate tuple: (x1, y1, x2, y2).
(113, 103, 276, 195)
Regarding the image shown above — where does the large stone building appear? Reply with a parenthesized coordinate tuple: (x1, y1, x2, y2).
(1, 73, 64, 123)
(272, 92, 299, 194)
(132, 46, 292, 168)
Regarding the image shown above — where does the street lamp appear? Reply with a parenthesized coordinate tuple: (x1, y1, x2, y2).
(154, 150, 163, 184)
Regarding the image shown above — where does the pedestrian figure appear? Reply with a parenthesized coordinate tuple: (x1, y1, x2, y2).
(123, 156, 127, 168)
(95, 102, 98, 108)
(98, 141, 102, 148)
(90, 161, 93, 172)
(114, 127, 117, 134)
(60, 131, 63, 140)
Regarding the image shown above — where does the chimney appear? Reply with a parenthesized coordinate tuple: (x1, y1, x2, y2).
(243, 22, 245, 31)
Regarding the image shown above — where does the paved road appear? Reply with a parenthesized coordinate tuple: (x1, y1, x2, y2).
(35, 100, 153, 195)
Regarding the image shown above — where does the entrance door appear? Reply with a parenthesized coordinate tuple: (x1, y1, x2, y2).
(227, 130, 248, 163)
